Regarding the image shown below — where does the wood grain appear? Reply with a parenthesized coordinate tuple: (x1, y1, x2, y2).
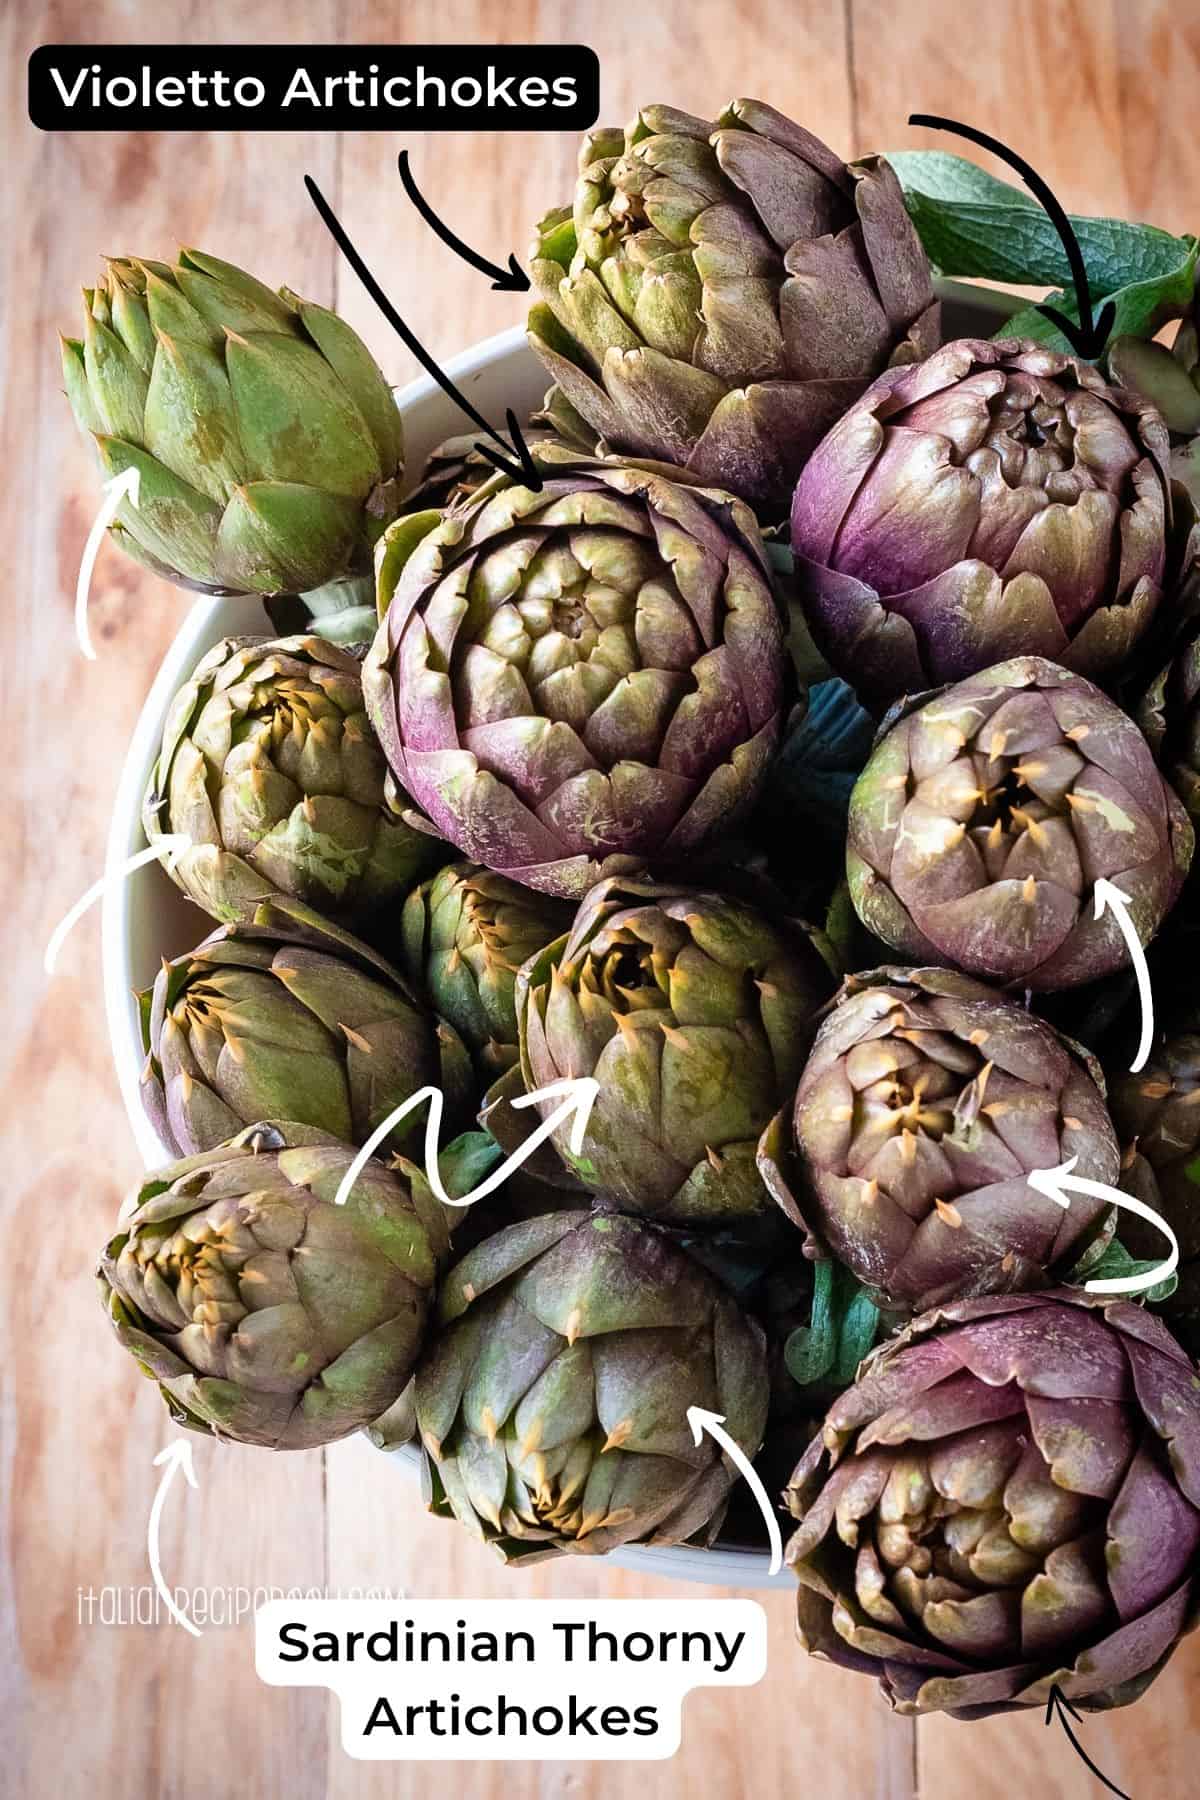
(4, 1, 1199, 1795)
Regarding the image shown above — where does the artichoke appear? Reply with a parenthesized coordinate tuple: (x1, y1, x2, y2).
(791, 339, 1172, 713)
(785, 1289, 1200, 1717)
(1138, 621, 1200, 827)
(145, 634, 445, 929)
(415, 1211, 769, 1560)
(400, 863, 572, 1077)
(1109, 319, 1200, 508)
(528, 101, 937, 510)
(139, 895, 474, 1157)
(61, 249, 404, 596)
(99, 1122, 450, 1449)
(847, 657, 1193, 989)
(363, 446, 787, 899)
(759, 967, 1117, 1314)
(515, 876, 835, 1226)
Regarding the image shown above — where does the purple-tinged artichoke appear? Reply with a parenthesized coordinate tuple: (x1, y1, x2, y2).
(759, 967, 1117, 1314)
(791, 339, 1172, 713)
(415, 1211, 769, 1560)
(785, 1289, 1200, 1717)
(1137, 621, 1200, 826)
(528, 101, 937, 510)
(847, 657, 1192, 989)
(99, 1122, 452, 1450)
(363, 447, 787, 899)
(1109, 320, 1200, 510)
(515, 876, 835, 1227)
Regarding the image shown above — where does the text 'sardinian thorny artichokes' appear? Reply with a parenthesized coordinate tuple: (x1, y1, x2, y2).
(99, 1123, 451, 1449)
(791, 340, 1172, 713)
(847, 657, 1193, 989)
(145, 634, 445, 929)
(759, 967, 1117, 1314)
(528, 101, 937, 509)
(61, 249, 404, 595)
(363, 447, 787, 898)
(515, 876, 834, 1226)
(785, 1290, 1200, 1717)
(139, 896, 473, 1157)
(400, 863, 572, 1077)
(415, 1211, 769, 1560)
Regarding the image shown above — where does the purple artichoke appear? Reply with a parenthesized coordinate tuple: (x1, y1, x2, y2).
(847, 657, 1192, 989)
(791, 339, 1172, 713)
(1110, 1017, 1200, 1348)
(528, 101, 937, 510)
(1138, 621, 1200, 827)
(785, 1289, 1200, 1716)
(759, 967, 1117, 1314)
(363, 447, 787, 899)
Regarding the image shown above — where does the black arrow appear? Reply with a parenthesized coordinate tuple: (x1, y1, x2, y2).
(304, 174, 542, 491)
(397, 151, 530, 292)
(908, 114, 1117, 360)
(1044, 1686, 1131, 1800)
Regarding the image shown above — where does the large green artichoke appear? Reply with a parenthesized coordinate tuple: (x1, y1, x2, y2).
(415, 1211, 769, 1560)
(528, 101, 937, 509)
(785, 1289, 1200, 1717)
(847, 657, 1193, 989)
(145, 634, 445, 929)
(758, 967, 1117, 1314)
(363, 445, 787, 899)
(99, 1122, 450, 1449)
(515, 876, 835, 1226)
(61, 249, 404, 596)
(139, 896, 474, 1158)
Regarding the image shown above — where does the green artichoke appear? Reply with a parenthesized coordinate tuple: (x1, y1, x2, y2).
(415, 1211, 769, 1560)
(515, 876, 835, 1226)
(99, 1122, 451, 1449)
(145, 634, 445, 929)
(61, 249, 404, 596)
(528, 100, 937, 509)
(139, 896, 474, 1158)
(400, 863, 572, 1076)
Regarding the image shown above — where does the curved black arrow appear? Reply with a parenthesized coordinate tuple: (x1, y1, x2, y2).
(397, 151, 530, 292)
(908, 114, 1117, 359)
(1044, 1686, 1131, 1799)
(304, 175, 542, 491)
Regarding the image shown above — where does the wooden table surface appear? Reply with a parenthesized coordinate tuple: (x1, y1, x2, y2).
(4, 2, 1200, 1794)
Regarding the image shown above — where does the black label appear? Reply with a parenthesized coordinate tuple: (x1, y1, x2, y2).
(29, 44, 600, 131)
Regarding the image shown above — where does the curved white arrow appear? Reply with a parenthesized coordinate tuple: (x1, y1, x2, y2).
(332, 1075, 599, 1208)
(1028, 1156, 1179, 1294)
(688, 1407, 782, 1576)
(76, 466, 141, 660)
(1093, 878, 1154, 1073)
(44, 836, 191, 976)
(148, 1440, 201, 1637)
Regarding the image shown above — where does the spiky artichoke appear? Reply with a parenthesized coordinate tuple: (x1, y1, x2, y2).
(61, 249, 404, 595)
(1109, 317, 1200, 508)
(1138, 621, 1200, 828)
(415, 1211, 769, 1560)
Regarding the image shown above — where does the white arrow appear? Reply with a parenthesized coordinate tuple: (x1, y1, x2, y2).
(332, 1075, 599, 1208)
(148, 1440, 201, 1637)
(688, 1407, 783, 1576)
(76, 466, 141, 660)
(44, 835, 191, 976)
(1093, 878, 1154, 1073)
(1027, 1156, 1179, 1294)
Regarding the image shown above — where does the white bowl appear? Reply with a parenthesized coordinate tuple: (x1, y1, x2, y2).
(103, 288, 1013, 1590)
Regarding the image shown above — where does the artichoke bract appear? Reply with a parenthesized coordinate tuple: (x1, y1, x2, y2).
(1110, 317, 1200, 508)
(61, 249, 404, 596)
(363, 446, 787, 899)
(515, 876, 835, 1226)
(400, 863, 572, 1076)
(528, 101, 937, 509)
(145, 634, 445, 929)
(1138, 623, 1200, 827)
(415, 1211, 769, 1561)
(785, 1290, 1200, 1717)
(759, 967, 1117, 1314)
(99, 1123, 450, 1449)
(847, 657, 1193, 989)
(139, 896, 474, 1158)
(791, 340, 1172, 713)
